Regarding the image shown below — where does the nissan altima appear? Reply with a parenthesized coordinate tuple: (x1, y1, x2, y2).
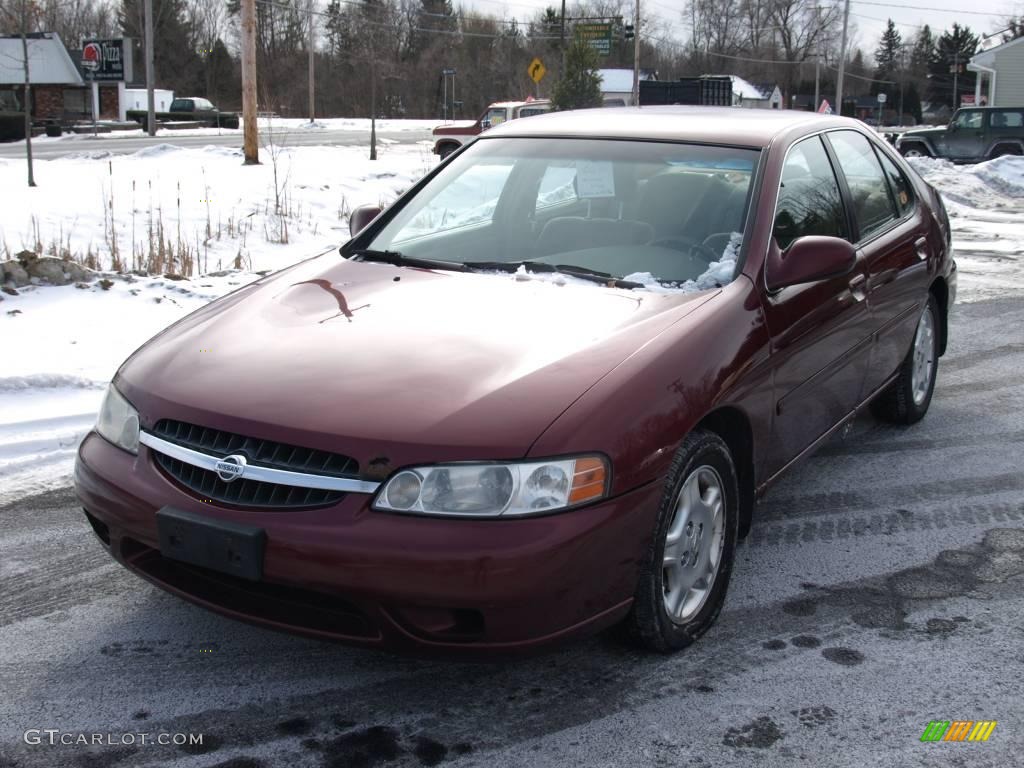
(75, 107, 956, 654)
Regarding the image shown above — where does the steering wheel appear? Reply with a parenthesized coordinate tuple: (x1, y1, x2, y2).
(648, 236, 721, 263)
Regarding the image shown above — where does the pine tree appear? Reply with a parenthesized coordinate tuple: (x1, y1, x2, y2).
(550, 39, 602, 111)
(874, 20, 901, 81)
(928, 24, 979, 108)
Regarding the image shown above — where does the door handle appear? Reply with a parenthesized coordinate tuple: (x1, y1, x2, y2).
(914, 236, 929, 261)
(848, 274, 867, 302)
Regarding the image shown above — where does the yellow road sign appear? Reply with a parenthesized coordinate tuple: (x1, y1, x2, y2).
(528, 57, 546, 84)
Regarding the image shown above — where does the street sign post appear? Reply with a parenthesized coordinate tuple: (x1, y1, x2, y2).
(528, 58, 546, 84)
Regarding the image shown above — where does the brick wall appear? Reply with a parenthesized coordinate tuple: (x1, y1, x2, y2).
(99, 85, 119, 119)
(30, 85, 63, 120)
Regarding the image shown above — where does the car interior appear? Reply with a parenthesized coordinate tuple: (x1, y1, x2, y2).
(370, 140, 758, 285)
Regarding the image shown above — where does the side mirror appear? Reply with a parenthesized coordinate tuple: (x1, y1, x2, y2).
(349, 204, 382, 238)
(480, 119, 492, 131)
(948, 122, 958, 132)
(766, 235, 856, 291)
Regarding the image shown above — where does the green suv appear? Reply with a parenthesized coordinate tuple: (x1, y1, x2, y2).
(896, 106, 1024, 162)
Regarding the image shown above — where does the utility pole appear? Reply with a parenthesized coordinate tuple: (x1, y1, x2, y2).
(951, 50, 959, 109)
(813, 5, 821, 112)
(834, 0, 850, 116)
(17, 0, 35, 186)
(240, 0, 259, 164)
(144, 0, 155, 136)
(560, 0, 567, 75)
(632, 0, 640, 106)
(307, 0, 315, 123)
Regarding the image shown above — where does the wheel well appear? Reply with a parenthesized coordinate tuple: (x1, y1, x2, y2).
(930, 277, 949, 356)
(989, 142, 1023, 158)
(697, 407, 755, 539)
(900, 139, 932, 155)
(437, 140, 460, 153)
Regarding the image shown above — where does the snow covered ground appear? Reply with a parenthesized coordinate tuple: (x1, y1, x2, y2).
(0, 147, 1021, 505)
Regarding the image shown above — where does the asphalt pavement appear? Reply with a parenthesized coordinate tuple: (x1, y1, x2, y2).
(0, 128, 433, 160)
(1, 295, 1022, 768)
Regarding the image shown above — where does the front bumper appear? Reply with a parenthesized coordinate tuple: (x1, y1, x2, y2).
(74, 431, 662, 655)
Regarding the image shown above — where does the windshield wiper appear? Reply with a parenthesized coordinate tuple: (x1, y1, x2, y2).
(462, 260, 642, 289)
(347, 248, 468, 272)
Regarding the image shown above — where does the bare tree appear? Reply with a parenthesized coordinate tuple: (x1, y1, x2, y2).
(0, 0, 38, 186)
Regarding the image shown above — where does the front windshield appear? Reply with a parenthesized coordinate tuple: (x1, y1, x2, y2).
(365, 137, 759, 288)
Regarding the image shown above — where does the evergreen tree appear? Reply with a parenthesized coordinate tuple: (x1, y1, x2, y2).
(874, 20, 901, 81)
(928, 24, 979, 108)
(119, 0, 202, 95)
(551, 39, 602, 111)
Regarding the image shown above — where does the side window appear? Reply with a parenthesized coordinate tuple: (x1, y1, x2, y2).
(773, 136, 848, 251)
(827, 130, 898, 240)
(953, 110, 983, 129)
(874, 149, 915, 218)
(991, 110, 1023, 128)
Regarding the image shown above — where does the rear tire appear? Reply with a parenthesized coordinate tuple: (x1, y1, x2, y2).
(623, 429, 738, 653)
(871, 294, 940, 424)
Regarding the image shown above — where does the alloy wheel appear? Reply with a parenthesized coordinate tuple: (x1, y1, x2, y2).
(662, 465, 726, 623)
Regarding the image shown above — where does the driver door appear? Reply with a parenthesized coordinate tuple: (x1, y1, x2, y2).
(760, 136, 873, 478)
(942, 110, 985, 161)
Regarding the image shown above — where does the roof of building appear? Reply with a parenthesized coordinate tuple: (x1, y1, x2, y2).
(0, 33, 83, 86)
(597, 68, 658, 93)
(970, 33, 1024, 66)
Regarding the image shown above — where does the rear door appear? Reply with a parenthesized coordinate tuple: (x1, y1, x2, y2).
(824, 130, 932, 396)
(761, 135, 872, 476)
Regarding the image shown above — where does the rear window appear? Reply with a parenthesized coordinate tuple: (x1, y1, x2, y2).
(990, 110, 1023, 128)
(874, 149, 915, 218)
(827, 130, 898, 241)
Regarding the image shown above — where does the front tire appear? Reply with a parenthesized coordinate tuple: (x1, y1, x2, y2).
(899, 143, 931, 158)
(624, 429, 739, 653)
(871, 294, 940, 424)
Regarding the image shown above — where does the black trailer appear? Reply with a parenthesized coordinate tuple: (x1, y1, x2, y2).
(639, 77, 734, 107)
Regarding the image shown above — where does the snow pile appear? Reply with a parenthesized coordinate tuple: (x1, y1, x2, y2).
(971, 155, 1024, 198)
(909, 155, 1024, 303)
(0, 374, 105, 391)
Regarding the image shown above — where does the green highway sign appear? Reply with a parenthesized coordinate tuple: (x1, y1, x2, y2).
(574, 23, 613, 56)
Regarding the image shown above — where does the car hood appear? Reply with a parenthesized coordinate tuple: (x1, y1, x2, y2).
(118, 254, 714, 467)
(900, 127, 943, 140)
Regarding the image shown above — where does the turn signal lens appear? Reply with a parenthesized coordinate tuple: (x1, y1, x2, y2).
(568, 457, 607, 504)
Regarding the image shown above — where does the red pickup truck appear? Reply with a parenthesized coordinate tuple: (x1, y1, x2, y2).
(432, 99, 551, 158)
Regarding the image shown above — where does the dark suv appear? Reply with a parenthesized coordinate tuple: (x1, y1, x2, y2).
(897, 106, 1024, 162)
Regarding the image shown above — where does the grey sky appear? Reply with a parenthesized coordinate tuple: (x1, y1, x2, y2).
(459, 0, 1019, 60)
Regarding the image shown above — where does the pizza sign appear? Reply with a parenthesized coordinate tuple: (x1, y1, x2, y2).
(80, 38, 133, 81)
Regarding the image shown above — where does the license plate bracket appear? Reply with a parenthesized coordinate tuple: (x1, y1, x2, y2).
(156, 507, 265, 581)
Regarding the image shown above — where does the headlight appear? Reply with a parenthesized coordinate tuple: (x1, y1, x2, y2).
(95, 384, 140, 454)
(372, 456, 608, 517)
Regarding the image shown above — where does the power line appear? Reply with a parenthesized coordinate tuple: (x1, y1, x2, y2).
(851, 0, 1005, 17)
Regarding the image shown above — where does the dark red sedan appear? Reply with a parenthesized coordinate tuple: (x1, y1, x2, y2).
(75, 108, 956, 654)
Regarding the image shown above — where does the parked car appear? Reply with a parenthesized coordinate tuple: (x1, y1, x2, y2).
(76, 107, 956, 655)
(126, 97, 240, 131)
(431, 99, 550, 158)
(896, 106, 1024, 161)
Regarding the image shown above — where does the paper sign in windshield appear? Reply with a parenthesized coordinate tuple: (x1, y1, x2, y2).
(576, 161, 615, 198)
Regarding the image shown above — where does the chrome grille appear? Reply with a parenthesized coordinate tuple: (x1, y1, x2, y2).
(150, 419, 359, 509)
